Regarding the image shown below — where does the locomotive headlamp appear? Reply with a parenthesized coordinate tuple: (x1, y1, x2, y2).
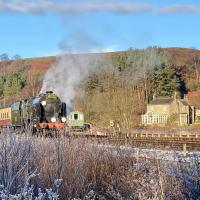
(51, 117, 56, 123)
(41, 101, 47, 106)
(61, 117, 66, 122)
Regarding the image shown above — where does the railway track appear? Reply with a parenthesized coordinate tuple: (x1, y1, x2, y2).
(1, 127, 200, 150)
(75, 130, 200, 141)
(71, 130, 200, 150)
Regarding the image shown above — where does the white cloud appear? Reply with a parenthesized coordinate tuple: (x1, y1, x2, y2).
(158, 4, 200, 15)
(1, 1, 200, 15)
(0, 1, 152, 14)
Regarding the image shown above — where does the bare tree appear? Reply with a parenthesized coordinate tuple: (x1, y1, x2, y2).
(192, 55, 200, 82)
(27, 70, 42, 96)
(0, 53, 9, 76)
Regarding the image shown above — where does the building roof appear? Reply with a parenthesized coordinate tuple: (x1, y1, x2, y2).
(179, 99, 189, 106)
(149, 98, 174, 105)
(185, 91, 200, 106)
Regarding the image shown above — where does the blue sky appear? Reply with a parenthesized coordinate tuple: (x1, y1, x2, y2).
(0, 0, 200, 58)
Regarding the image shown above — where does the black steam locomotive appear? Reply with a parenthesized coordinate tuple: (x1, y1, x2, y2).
(0, 91, 67, 132)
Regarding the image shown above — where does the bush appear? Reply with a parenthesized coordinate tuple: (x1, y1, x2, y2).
(0, 131, 199, 199)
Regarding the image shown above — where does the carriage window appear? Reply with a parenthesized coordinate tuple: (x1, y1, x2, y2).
(80, 115, 83, 120)
(74, 114, 78, 120)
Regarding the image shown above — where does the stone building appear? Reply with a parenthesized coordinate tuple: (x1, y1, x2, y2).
(185, 91, 200, 123)
(141, 96, 194, 126)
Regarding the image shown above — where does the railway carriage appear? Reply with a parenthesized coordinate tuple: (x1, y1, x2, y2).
(67, 111, 90, 130)
(11, 101, 23, 127)
(67, 111, 84, 129)
(0, 107, 11, 127)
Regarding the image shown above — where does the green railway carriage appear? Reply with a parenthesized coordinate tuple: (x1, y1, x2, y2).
(21, 97, 34, 125)
(67, 111, 85, 128)
(11, 101, 22, 126)
(11, 97, 34, 127)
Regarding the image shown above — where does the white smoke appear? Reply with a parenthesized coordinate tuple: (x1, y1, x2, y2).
(40, 54, 103, 107)
(0, 1, 151, 14)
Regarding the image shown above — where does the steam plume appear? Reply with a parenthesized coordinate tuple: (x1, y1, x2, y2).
(40, 54, 103, 107)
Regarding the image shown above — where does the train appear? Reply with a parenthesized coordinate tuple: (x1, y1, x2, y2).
(0, 91, 88, 133)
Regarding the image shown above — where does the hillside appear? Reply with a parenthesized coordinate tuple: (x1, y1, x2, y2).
(163, 47, 200, 67)
(22, 47, 200, 69)
(1, 47, 198, 78)
(10, 47, 200, 76)
(1, 47, 200, 128)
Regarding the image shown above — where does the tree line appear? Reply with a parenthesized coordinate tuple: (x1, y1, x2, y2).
(77, 47, 188, 128)
(0, 53, 27, 100)
(0, 53, 42, 105)
(0, 73, 26, 98)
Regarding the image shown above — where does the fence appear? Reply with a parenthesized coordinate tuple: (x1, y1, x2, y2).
(141, 114, 168, 125)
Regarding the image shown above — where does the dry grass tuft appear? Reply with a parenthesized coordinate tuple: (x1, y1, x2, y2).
(0, 130, 199, 199)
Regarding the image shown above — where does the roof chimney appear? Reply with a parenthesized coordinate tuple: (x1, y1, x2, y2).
(174, 91, 180, 99)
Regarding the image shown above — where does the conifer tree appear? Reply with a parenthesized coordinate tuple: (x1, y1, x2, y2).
(151, 65, 183, 97)
(3, 72, 26, 96)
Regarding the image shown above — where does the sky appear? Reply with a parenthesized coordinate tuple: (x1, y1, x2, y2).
(0, 0, 200, 58)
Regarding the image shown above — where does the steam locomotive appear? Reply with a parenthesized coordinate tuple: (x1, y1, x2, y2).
(0, 91, 87, 133)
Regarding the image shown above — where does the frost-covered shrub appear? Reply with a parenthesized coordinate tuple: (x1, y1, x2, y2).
(0, 130, 199, 199)
(0, 178, 62, 200)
